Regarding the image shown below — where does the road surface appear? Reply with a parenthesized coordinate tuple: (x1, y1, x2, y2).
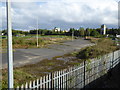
(1, 38, 93, 69)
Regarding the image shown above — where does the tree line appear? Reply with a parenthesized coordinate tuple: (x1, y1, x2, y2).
(1, 28, 120, 37)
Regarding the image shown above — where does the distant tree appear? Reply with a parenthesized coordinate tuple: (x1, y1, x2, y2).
(79, 27, 85, 37)
(69, 28, 75, 36)
(85, 28, 91, 36)
(2, 30, 7, 35)
(107, 28, 120, 36)
(90, 30, 100, 36)
(30, 30, 37, 34)
(12, 30, 19, 36)
(24, 31, 29, 35)
(74, 30, 80, 37)
(96, 28, 101, 34)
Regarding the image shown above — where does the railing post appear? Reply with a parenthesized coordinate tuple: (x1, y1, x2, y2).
(112, 51, 114, 68)
(51, 72, 53, 89)
(66, 70, 68, 90)
(83, 60, 86, 89)
(119, 50, 120, 63)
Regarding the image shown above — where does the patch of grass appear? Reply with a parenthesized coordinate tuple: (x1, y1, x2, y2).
(66, 62, 80, 66)
(71, 52, 78, 56)
(14, 70, 36, 88)
(52, 56, 63, 60)
(2, 36, 71, 49)
(1, 54, 82, 88)
(2, 69, 36, 88)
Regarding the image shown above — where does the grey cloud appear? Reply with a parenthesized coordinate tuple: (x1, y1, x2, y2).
(1, 0, 118, 30)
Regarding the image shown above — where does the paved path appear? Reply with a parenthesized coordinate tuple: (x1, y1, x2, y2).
(1, 38, 93, 69)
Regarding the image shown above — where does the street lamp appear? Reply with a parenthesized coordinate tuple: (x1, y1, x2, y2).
(72, 29, 74, 41)
(36, 18, 39, 47)
(6, 0, 14, 88)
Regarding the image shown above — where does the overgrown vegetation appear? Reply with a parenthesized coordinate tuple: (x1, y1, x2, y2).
(77, 38, 119, 59)
(2, 56, 81, 88)
(2, 36, 71, 49)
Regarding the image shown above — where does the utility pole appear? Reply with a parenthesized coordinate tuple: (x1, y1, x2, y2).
(6, 0, 14, 89)
(71, 28, 74, 41)
(36, 18, 39, 47)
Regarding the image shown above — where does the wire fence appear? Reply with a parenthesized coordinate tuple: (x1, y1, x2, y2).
(16, 50, 120, 89)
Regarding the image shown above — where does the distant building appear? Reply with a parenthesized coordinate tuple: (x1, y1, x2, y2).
(54, 27, 61, 32)
(2, 33, 4, 36)
(16, 34, 25, 37)
(116, 35, 120, 38)
(101, 24, 106, 35)
(62, 30, 69, 33)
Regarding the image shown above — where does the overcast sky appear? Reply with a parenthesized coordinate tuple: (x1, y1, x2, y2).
(0, 0, 119, 31)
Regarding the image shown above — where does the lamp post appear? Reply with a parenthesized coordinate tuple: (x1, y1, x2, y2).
(72, 29, 74, 41)
(6, 0, 14, 88)
(36, 18, 39, 47)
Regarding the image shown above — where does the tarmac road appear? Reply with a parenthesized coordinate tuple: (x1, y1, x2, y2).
(1, 38, 94, 69)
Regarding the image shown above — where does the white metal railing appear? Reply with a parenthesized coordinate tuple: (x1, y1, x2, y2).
(16, 50, 120, 89)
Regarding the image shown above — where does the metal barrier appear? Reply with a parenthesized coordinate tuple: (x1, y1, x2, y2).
(17, 50, 120, 89)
